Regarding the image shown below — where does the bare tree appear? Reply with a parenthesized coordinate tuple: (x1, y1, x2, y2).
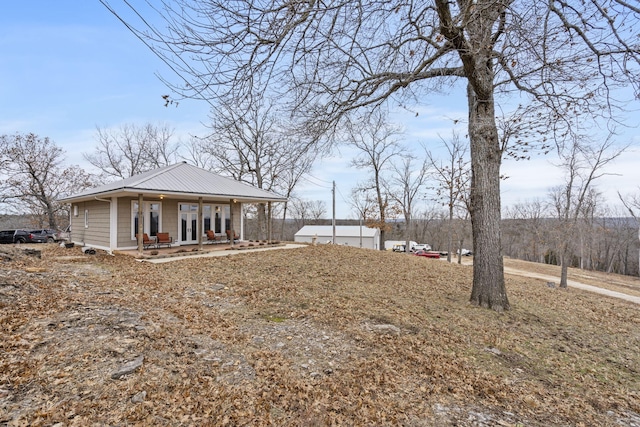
(103, 0, 640, 311)
(385, 155, 430, 251)
(347, 111, 403, 249)
(0, 133, 93, 228)
(413, 205, 445, 249)
(182, 136, 216, 171)
(548, 136, 625, 288)
(618, 191, 640, 277)
(199, 97, 320, 239)
(349, 186, 380, 227)
(503, 199, 550, 264)
(84, 123, 179, 180)
(593, 211, 635, 274)
(427, 132, 471, 263)
(289, 197, 327, 229)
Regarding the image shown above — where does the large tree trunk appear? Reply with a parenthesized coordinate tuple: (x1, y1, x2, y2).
(447, 203, 453, 263)
(467, 83, 510, 312)
(46, 200, 57, 230)
(560, 256, 569, 288)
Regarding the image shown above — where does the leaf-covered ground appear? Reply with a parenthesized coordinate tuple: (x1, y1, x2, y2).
(1, 244, 639, 426)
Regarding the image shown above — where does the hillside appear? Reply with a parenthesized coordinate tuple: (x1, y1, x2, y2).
(1, 244, 639, 426)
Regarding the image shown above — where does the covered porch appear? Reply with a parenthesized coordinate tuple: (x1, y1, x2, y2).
(58, 163, 287, 254)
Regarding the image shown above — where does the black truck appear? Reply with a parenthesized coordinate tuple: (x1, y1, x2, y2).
(0, 229, 48, 244)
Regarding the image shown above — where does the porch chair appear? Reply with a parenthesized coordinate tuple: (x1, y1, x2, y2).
(226, 229, 239, 242)
(206, 230, 223, 244)
(135, 233, 155, 250)
(156, 232, 173, 248)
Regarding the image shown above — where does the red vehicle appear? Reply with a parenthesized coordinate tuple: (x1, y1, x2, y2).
(413, 250, 441, 259)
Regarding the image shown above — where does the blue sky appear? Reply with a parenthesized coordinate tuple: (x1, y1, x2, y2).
(0, 2, 208, 164)
(2, 1, 639, 219)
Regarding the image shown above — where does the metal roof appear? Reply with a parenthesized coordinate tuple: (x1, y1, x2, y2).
(295, 225, 379, 238)
(59, 162, 287, 203)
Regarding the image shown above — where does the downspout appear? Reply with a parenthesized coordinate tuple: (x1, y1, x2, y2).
(268, 201, 272, 243)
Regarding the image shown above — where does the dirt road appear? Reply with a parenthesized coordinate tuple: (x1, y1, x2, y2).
(460, 257, 640, 305)
(503, 266, 640, 305)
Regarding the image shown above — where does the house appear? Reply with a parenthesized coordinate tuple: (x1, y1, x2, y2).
(294, 225, 380, 250)
(58, 162, 287, 252)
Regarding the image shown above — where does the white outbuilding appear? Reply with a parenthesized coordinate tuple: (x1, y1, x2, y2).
(294, 225, 380, 250)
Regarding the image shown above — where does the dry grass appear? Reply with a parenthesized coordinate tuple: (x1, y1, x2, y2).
(1, 244, 639, 426)
(503, 257, 640, 297)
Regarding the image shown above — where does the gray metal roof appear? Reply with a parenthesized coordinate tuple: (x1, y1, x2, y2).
(59, 162, 287, 203)
(295, 225, 379, 238)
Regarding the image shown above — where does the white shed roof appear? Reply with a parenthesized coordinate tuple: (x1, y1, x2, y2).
(60, 162, 287, 203)
(295, 225, 379, 238)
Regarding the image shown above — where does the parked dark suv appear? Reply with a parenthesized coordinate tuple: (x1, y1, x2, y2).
(30, 229, 61, 243)
(0, 229, 48, 244)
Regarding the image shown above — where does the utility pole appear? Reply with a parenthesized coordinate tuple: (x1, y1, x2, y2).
(332, 180, 336, 244)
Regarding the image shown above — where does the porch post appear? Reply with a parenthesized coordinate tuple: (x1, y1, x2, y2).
(137, 194, 144, 253)
(229, 198, 235, 247)
(198, 197, 203, 250)
(267, 201, 272, 243)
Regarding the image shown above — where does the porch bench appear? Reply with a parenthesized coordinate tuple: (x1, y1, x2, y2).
(226, 229, 239, 242)
(206, 230, 223, 244)
(156, 232, 173, 248)
(136, 233, 156, 250)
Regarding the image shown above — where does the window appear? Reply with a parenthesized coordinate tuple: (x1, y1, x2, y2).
(84, 210, 89, 228)
(224, 205, 231, 232)
(131, 201, 162, 239)
(215, 207, 221, 233)
(201, 204, 227, 235)
(203, 205, 212, 233)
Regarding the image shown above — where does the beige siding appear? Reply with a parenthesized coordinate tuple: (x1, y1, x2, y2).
(161, 200, 179, 240)
(116, 198, 134, 248)
(232, 203, 242, 235)
(69, 200, 110, 247)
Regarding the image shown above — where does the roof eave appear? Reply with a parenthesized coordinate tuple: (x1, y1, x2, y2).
(59, 187, 287, 204)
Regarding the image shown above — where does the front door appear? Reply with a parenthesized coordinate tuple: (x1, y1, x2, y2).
(179, 203, 198, 244)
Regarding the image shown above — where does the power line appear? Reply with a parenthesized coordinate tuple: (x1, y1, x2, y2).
(300, 175, 333, 189)
(306, 171, 334, 185)
(99, 0, 216, 109)
(335, 184, 352, 207)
